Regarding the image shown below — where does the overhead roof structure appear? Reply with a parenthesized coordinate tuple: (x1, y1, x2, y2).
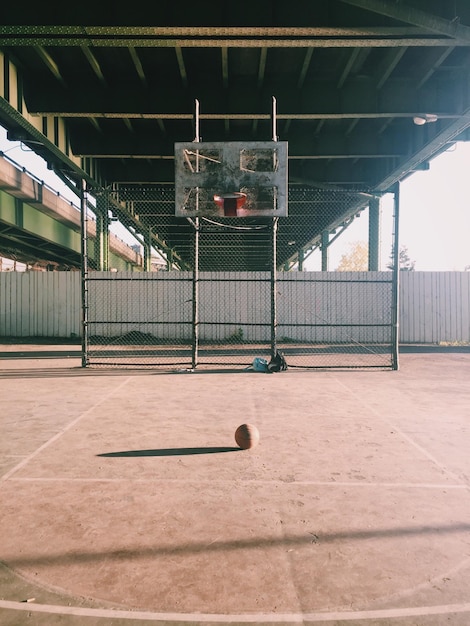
(1, 0, 470, 269)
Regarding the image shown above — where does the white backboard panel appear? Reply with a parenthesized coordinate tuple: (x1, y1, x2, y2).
(175, 141, 288, 217)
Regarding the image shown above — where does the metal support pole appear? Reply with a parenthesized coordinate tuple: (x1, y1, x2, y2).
(321, 229, 329, 271)
(391, 183, 400, 370)
(271, 217, 279, 358)
(270, 96, 279, 357)
(298, 247, 304, 271)
(80, 178, 89, 367)
(271, 96, 278, 141)
(95, 212, 104, 270)
(191, 99, 200, 369)
(95, 195, 109, 271)
(191, 221, 199, 369)
(368, 196, 381, 271)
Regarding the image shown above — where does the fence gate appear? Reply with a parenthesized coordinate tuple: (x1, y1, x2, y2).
(82, 185, 399, 370)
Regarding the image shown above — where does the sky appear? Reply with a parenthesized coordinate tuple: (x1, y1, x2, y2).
(302, 140, 470, 271)
(1, 125, 469, 271)
(398, 141, 470, 271)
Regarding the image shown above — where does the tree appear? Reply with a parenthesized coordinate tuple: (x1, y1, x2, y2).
(387, 245, 416, 271)
(335, 241, 368, 271)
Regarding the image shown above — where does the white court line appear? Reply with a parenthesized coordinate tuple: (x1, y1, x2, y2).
(1, 377, 131, 482)
(1, 599, 470, 622)
(7, 477, 469, 489)
(364, 554, 470, 610)
(2, 376, 469, 623)
(334, 378, 465, 485)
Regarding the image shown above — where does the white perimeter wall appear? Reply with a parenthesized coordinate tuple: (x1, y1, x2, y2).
(0, 271, 469, 344)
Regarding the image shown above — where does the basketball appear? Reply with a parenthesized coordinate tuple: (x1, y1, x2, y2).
(235, 423, 260, 450)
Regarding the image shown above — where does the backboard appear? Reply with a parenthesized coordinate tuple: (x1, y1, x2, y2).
(174, 141, 288, 217)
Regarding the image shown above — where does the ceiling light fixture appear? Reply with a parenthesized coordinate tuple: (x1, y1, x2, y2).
(413, 114, 438, 126)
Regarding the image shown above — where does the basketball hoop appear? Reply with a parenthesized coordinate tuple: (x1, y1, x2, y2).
(213, 192, 247, 217)
(175, 141, 288, 217)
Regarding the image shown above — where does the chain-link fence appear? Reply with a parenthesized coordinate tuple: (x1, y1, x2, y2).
(83, 185, 398, 369)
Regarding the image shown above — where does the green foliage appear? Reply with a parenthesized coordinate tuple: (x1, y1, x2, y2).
(387, 245, 416, 271)
(335, 241, 368, 271)
(228, 327, 244, 343)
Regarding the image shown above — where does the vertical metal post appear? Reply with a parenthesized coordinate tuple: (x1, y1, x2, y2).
(298, 247, 304, 271)
(95, 211, 105, 270)
(192, 221, 199, 369)
(271, 95, 278, 141)
(191, 99, 200, 369)
(321, 230, 329, 271)
(271, 217, 279, 358)
(95, 195, 109, 271)
(391, 183, 400, 370)
(271, 95, 279, 358)
(80, 178, 89, 367)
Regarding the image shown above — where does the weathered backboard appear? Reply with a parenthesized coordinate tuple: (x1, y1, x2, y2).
(175, 141, 288, 217)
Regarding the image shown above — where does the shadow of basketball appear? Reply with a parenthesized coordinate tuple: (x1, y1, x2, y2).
(97, 446, 241, 457)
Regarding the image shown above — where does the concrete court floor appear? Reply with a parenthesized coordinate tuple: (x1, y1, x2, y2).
(1, 346, 470, 626)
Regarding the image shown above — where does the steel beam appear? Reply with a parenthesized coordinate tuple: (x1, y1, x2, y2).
(0, 25, 467, 47)
(340, 0, 470, 43)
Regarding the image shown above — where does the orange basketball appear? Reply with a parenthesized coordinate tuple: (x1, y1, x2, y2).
(235, 423, 260, 450)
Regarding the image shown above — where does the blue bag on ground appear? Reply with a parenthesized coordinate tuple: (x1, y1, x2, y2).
(252, 357, 268, 372)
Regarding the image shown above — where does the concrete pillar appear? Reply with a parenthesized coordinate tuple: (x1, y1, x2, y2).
(143, 227, 152, 271)
(166, 248, 173, 271)
(368, 196, 381, 271)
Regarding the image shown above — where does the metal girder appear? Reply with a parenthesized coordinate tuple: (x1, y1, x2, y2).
(340, 0, 470, 43)
(0, 26, 467, 47)
(33, 46, 67, 87)
(0, 25, 447, 37)
(25, 112, 468, 122)
(80, 46, 106, 85)
(372, 106, 470, 191)
(414, 46, 456, 89)
(128, 47, 147, 87)
(297, 49, 314, 89)
(257, 48, 268, 90)
(221, 48, 229, 89)
(70, 130, 407, 160)
(0, 237, 80, 266)
(375, 48, 408, 90)
(175, 47, 188, 88)
(337, 49, 362, 89)
(23, 71, 462, 119)
(0, 95, 89, 184)
(0, 51, 92, 184)
(0, 221, 81, 266)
